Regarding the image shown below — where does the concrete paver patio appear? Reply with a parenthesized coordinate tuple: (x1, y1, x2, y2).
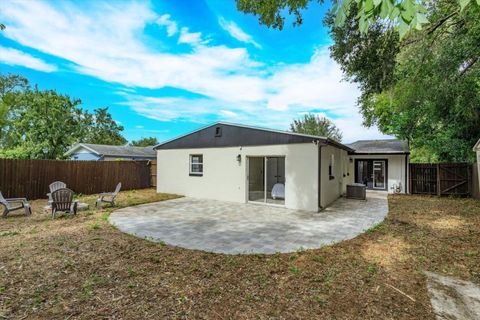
(109, 192, 388, 254)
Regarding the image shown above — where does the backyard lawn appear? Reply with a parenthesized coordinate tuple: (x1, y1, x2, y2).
(0, 189, 479, 319)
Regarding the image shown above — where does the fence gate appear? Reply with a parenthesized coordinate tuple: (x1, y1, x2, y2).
(410, 163, 472, 196)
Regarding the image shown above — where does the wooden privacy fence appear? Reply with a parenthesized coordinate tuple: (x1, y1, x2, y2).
(0, 159, 151, 200)
(410, 163, 472, 196)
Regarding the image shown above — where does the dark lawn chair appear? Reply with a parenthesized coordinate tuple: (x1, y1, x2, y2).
(0, 191, 32, 218)
(96, 183, 121, 208)
(51, 188, 77, 218)
(47, 181, 67, 203)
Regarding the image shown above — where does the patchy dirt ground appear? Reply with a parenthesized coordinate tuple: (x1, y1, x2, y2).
(0, 191, 479, 319)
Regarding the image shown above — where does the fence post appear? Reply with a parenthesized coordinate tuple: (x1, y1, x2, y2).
(408, 164, 412, 194)
(467, 163, 471, 195)
(436, 163, 441, 196)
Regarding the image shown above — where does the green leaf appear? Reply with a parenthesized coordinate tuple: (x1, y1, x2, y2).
(379, 1, 389, 18)
(389, 6, 400, 20)
(359, 17, 369, 33)
(364, 0, 374, 12)
(373, 0, 382, 7)
(416, 12, 429, 25)
(417, 3, 428, 13)
(459, 0, 471, 11)
(401, 0, 418, 23)
(334, 9, 347, 26)
(342, 0, 353, 11)
(398, 19, 410, 38)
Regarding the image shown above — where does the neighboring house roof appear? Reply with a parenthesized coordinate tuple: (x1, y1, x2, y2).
(346, 139, 410, 154)
(64, 143, 156, 158)
(154, 122, 354, 152)
(473, 138, 480, 151)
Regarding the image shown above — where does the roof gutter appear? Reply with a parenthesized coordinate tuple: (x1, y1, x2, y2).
(348, 151, 411, 155)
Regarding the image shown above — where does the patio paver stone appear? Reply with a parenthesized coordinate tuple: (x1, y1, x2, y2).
(109, 191, 388, 254)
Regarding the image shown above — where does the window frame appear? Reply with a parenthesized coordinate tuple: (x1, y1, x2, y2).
(328, 154, 335, 180)
(189, 154, 203, 176)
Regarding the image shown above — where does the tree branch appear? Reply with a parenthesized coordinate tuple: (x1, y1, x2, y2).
(427, 11, 457, 35)
(459, 57, 478, 76)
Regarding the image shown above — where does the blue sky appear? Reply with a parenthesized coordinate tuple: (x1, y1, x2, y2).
(0, 0, 390, 143)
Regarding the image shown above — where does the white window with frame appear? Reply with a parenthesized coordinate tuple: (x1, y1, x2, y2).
(189, 154, 203, 176)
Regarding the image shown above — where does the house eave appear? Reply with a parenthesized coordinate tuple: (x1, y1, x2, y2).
(348, 151, 410, 155)
(473, 138, 480, 151)
(154, 121, 354, 152)
(64, 143, 102, 157)
(101, 154, 156, 158)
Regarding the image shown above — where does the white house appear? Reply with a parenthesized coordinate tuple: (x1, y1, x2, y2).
(346, 139, 410, 194)
(65, 143, 156, 161)
(155, 122, 409, 212)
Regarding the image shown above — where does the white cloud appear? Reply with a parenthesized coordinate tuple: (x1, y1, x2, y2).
(177, 27, 205, 46)
(219, 17, 261, 49)
(220, 110, 239, 118)
(0, 0, 391, 142)
(156, 14, 177, 36)
(265, 49, 359, 112)
(0, 46, 57, 72)
(0, 1, 264, 103)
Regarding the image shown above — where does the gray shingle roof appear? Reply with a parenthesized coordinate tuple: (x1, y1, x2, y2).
(346, 139, 409, 154)
(66, 143, 156, 158)
(154, 122, 354, 152)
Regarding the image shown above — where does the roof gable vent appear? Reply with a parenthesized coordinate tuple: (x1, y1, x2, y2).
(215, 126, 222, 137)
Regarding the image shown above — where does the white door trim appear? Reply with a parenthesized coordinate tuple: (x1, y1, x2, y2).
(372, 160, 386, 189)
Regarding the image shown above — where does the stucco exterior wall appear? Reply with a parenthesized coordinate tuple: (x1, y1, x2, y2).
(319, 145, 349, 208)
(346, 154, 408, 193)
(157, 143, 320, 211)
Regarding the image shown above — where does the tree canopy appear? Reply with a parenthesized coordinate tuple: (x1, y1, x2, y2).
(82, 108, 127, 146)
(130, 137, 159, 147)
(326, 0, 480, 161)
(237, 0, 479, 162)
(290, 113, 343, 142)
(236, 0, 479, 37)
(0, 74, 127, 159)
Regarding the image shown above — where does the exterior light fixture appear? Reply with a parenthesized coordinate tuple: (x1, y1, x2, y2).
(236, 154, 241, 163)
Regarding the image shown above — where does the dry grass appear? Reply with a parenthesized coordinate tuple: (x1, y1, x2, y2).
(0, 191, 479, 319)
(361, 235, 411, 271)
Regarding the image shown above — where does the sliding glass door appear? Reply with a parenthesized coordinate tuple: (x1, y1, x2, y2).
(248, 156, 285, 205)
(248, 157, 265, 202)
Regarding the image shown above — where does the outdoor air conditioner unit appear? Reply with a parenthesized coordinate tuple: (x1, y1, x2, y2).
(346, 183, 366, 200)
